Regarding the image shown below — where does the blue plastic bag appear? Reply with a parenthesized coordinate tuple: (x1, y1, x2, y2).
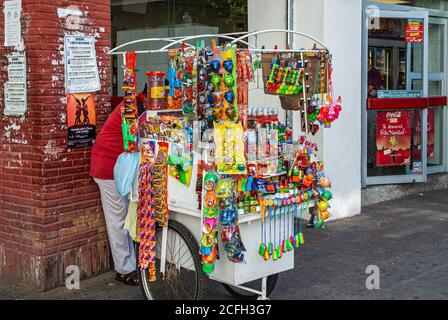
(114, 152, 140, 197)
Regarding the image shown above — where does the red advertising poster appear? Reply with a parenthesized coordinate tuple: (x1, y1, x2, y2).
(67, 93, 96, 148)
(376, 111, 411, 166)
(406, 21, 423, 43)
(413, 109, 435, 161)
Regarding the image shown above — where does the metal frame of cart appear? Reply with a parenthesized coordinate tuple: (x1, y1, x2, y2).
(108, 30, 328, 300)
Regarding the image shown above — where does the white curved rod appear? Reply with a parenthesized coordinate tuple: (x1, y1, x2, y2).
(158, 34, 255, 51)
(228, 29, 330, 51)
(107, 38, 194, 55)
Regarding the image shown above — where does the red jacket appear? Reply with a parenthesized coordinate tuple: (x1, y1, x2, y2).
(90, 103, 124, 180)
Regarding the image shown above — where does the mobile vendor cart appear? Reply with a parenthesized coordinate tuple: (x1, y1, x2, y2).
(108, 30, 336, 300)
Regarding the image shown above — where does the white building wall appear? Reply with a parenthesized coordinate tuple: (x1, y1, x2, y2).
(321, 0, 362, 218)
(248, 0, 363, 218)
(247, 0, 287, 123)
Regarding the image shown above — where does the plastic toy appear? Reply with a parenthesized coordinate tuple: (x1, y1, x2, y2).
(201, 171, 219, 273)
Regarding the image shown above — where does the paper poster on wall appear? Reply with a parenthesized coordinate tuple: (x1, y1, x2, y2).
(3, 0, 22, 47)
(3, 53, 27, 116)
(67, 93, 96, 148)
(64, 35, 101, 93)
(413, 109, 435, 161)
(376, 111, 411, 167)
(406, 21, 423, 43)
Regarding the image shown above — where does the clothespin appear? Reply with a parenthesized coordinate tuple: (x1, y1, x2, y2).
(211, 38, 216, 50)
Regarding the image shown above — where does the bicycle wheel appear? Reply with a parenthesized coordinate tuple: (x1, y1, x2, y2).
(138, 220, 207, 300)
(221, 274, 279, 300)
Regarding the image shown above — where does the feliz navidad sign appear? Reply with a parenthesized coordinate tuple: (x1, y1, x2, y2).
(376, 111, 411, 167)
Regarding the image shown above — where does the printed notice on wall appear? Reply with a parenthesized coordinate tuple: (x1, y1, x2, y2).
(3, 0, 22, 47)
(64, 35, 101, 93)
(3, 53, 27, 116)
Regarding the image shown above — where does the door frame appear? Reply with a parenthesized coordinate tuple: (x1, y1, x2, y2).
(426, 17, 448, 175)
(362, 2, 429, 186)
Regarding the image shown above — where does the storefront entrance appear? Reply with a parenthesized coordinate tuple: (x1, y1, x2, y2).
(362, 1, 448, 186)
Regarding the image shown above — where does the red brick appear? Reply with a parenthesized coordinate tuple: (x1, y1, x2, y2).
(0, 0, 112, 291)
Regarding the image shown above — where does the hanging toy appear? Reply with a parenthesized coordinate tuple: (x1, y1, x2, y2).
(257, 197, 269, 260)
(286, 196, 295, 250)
(121, 51, 139, 152)
(201, 171, 219, 273)
(138, 159, 157, 281)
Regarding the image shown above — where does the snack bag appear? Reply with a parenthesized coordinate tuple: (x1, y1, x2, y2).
(214, 121, 247, 175)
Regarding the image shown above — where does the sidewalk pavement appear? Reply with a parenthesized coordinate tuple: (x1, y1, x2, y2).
(1, 189, 447, 300)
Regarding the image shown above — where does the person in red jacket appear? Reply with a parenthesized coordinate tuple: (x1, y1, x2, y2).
(90, 92, 145, 286)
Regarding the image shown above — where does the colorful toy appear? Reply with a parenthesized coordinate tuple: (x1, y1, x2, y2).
(214, 121, 247, 175)
(121, 51, 139, 152)
(201, 171, 219, 273)
(138, 158, 156, 280)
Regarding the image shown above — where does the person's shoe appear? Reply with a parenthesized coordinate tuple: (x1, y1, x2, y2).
(116, 270, 139, 286)
(306, 221, 315, 228)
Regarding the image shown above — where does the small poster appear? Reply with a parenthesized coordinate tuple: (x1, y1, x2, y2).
(376, 111, 411, 167)
(64, 35, 101, 93)
(67, 93, 96, 148)
(406, 21, 423, 43)
(413, 109, 435, 161)
(3, 0, 22, 47)
(3, 53, 27, 116)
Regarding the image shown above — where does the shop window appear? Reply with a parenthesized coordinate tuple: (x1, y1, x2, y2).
(111, 0, 248, 96)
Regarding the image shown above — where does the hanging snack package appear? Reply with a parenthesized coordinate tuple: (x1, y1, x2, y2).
(214, 121, 246, 175)
(217, 178, 246, 263)
(138, 158, 156, 281)
(167, 49, 183, 110)
(153, 142, 169, 227)
(179, 46, 198, 120)
(236, 49, 253, 129)
(121, 51, 139, 152)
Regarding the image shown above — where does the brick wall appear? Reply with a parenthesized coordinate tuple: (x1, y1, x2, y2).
(0, 0, 112, 290)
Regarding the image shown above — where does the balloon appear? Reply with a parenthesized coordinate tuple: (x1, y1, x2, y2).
(318, 200, 328, 211)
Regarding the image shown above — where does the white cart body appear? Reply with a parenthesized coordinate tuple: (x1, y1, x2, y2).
(167, 151, 294, 286)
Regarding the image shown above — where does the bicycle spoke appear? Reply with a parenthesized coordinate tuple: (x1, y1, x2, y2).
(141, 225, 200, 300)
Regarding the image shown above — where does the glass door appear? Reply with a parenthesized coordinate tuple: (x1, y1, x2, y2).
(427, 17, 447, 174)
(362, 7, 429, 185)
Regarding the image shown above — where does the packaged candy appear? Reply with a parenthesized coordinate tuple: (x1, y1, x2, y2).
(214, 121, 247, 175)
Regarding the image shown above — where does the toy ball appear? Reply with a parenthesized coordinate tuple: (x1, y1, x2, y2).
(320, 177, 331, 188)
(210, 60, 220, 74)
(317, 200, 328, 212)
(223, 74, 234, 88)
(223, 59, 233, 73)
(204, 207, 218, 218)
(320, 210, 330, 220)
(211, 75, 222, 91)
(204, 172, 217, 191)
(321, 190, 332, 201)
(205, 193, 217, 208)
(225, 105, 237, 119)
(224, 90, 235, 103)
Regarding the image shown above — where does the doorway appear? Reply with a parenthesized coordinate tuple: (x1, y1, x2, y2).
(362, 2, 448, 186)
